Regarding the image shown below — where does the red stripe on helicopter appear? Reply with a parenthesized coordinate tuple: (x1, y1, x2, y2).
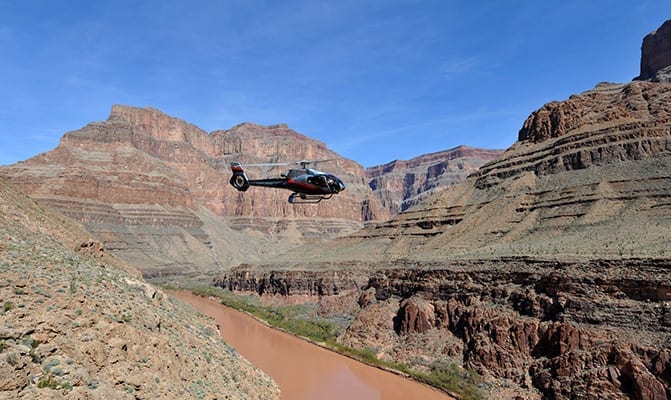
(287, 179, 320, 191)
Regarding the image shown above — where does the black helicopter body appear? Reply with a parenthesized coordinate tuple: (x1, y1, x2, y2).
(229, 161, 346, 203)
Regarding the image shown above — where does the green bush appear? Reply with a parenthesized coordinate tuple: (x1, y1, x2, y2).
(37, 373, 59, 389)
(192, 286, 335, 343)
(413, 362, 485, 400)
(5, 352, 18, 365)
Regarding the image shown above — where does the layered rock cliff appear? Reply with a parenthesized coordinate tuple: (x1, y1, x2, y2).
(214, 19, 671, 399)
(217, 258, 671, 399)
(339, 80, 671, 262)
(366, 146, 503, 214)
(0, 106, 387, 276)
(342, 259, 671, 399)
(638, 19, 671, 82)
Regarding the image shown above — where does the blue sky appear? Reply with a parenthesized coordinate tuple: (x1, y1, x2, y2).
(0, 1, 668, 167)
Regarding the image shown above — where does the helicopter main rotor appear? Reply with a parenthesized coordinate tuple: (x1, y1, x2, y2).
(238, 158, 338, 169)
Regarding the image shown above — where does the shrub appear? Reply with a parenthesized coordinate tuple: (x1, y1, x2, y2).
(5, 352, 18, 365)
(191, 286, 335, 343)
(37, 373, 60, 389)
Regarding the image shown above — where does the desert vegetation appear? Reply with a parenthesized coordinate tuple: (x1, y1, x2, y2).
(190, 285, 485, 399)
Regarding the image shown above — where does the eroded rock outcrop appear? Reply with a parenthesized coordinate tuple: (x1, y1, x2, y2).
(217, 258, 671, 399)
(216, 19, 671, 400)
(215, 263, 365, 296)
(638, 19, 671, 82)
(349, 79, 671, 262)
(347, 260, 671, 399)
(366, 146, 503, 214)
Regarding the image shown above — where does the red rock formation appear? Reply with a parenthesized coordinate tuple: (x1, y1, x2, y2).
(0, 105, 387, 276)
(211, 121, 388, 221)
(518, 81, 671, 144)
(396, 296, 435, 334)
(352, 80, 671, 261)
(638, 19, 671, 82)
(216, 19, 671, 400)
(366, 146, 503, 214)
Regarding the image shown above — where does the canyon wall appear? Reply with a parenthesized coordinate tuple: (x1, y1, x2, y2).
(1, 104, 499, 277)
(366, 146, 503, 214)
(0, 106, 387, 276)
(215, 19, 671, 399)
(216, 258, 671, 399)
(350, 80, 671, 262)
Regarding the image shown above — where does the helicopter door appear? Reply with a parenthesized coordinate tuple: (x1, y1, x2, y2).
(314, 175, 328, 188)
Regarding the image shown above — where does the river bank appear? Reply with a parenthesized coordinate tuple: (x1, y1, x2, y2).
(171, 290, 457, 400)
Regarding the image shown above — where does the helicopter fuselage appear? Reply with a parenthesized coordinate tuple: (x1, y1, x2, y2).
(229, 162, 345, 203)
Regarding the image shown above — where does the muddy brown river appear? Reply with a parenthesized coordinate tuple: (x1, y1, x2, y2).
(173, 291, 454, 400)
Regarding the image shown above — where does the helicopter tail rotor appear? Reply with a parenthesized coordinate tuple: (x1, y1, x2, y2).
(229, 162, 250, 191)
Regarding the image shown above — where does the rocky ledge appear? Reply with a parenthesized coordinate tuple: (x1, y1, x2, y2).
(215, 258, 671, 399)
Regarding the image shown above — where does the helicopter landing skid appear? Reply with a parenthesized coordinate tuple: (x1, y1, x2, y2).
(288, 193, 333, 204)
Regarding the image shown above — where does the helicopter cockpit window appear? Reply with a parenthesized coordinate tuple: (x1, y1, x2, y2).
(316, 175, 328, 188)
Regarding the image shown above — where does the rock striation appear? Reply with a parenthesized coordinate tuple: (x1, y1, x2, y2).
(0, 106, 387, 277)
(217, 259, 671, 399)
(344, 259, 671, 400)
(215, 19, 671, 400)
(0, 177, 280, 399)
(365, 146, 503, 214)
(353, 80, 671, 262)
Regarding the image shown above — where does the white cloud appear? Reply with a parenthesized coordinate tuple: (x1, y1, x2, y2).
(438, 56, 479, 78)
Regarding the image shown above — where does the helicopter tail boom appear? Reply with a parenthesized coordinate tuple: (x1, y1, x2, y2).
(229, 162, 290, 192)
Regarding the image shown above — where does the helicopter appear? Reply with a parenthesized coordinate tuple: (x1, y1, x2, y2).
(229, 159, 346, 203)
